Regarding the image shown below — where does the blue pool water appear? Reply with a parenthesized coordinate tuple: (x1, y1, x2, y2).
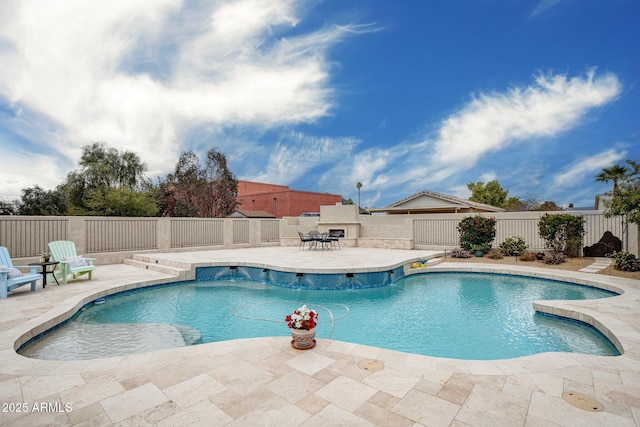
(19, 272, 619, 360)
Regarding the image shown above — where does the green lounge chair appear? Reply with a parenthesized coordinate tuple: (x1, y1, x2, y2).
(48, 240, 96, 284)
(0, 246, 40, 298)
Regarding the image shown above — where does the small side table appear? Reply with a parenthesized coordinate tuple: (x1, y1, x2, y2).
(28, 261, 60, 288)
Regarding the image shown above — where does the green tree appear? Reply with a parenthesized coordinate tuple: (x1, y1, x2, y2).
(538, 213, 585, 257)
(504, 196, 523, 211)
(457, 215, 497, 251)
(77, 142, 147, 190)
(504, 195, 548, 211)
(159, 150, 202, 217)
(59, 142, 153, 216)
(538, 201, 562, 211)
(160, 148, 238, 218)
(204, 147, 239, 218)
(467, 180, 508, 208)
(85, 187, 158, 217)
(59, 171, 88, 213)
(17, 185, 67, 216)
(0, 200, 17, 215)
(602, 160, 640, 250)
(356, 181, 363, 208)
(522, 195, 543, 211)
(596, 163, 629, 197)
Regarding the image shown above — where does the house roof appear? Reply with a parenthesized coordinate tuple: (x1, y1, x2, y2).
(228, 210, 277, 218)
(369, 190, 505, 214)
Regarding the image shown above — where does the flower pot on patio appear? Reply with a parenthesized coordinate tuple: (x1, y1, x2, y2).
(291, 327, 316, 349)
(286, 304, 318, 350)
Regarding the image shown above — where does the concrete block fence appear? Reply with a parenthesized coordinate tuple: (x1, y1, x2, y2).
(1, 205, 637, 265)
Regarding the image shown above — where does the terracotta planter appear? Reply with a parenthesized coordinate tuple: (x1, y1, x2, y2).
(291, 327, 316, 349)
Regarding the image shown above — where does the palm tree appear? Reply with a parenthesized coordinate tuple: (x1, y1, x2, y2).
(356, 181, 363, 209)
(595, 164, 628, 197)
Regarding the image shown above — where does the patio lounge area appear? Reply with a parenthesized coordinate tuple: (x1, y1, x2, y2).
(1, 247, 639, 426)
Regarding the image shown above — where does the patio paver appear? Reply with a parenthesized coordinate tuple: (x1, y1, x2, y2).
(0, 247, 639, 426)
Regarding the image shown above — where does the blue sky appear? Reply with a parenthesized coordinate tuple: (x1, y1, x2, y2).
(0, 0, 638, 209)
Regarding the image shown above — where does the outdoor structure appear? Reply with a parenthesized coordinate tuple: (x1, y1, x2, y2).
(236, 180, 342, 218)
(594, 193, 611, 210)
(228, 210, 276, 219)
(583, 231, 622, 257)
(2, 248, 640, 425)
(1, 206, 638, 266)
(368, 190, 505, 215)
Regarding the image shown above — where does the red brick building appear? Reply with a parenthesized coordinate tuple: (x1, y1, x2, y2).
(236, 180, 342, 218)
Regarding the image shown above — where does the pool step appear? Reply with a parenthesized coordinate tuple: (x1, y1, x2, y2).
(131, 254, 194, 269)
(124, 258, 192, 280)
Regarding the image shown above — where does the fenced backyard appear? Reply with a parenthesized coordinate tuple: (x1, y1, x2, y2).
(0, 217, 282, 264)
(411, 212, 631, 251)
(0, 209, 637, 264)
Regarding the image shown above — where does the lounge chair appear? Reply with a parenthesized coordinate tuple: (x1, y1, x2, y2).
(0, 246, 40, 298)
(48, 240, 96, 284)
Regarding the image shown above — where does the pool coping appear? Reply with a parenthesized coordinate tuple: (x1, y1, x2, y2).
(1, 247, 640, 425)
(5, 252, 639, 370)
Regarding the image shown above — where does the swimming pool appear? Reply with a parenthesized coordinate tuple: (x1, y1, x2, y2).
(18, 272, 619, 360)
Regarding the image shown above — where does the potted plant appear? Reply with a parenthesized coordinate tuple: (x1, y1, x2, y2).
(286, 305, 318, 349)
(470, 244, 490, 257)
(40, 250, 51, 264)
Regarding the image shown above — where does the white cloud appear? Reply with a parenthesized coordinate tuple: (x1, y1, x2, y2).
(0, 145, 66, 201)
(479, 173, 498, 183)
(0, 0, 627, 209)
(432, 70, 621, 167)
(209, 0, 298, 43)
(252, 131, 360, 185)
(529, 0, 570, 19)
(552, 148, 627, 187)
(350, 150, 393, 187)
(318, 69, 623, 206)
(447, 184, 472, 200)
(318, 145, 402, 200)
(0, 0, 362, 198)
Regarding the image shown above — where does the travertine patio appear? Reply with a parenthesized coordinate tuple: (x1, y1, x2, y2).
(1, 247, 639, 426)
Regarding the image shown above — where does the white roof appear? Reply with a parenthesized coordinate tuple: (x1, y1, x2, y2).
(370, 190, 505, 213)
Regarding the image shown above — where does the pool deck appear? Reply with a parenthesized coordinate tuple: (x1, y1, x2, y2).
(1, 247, 639, 426)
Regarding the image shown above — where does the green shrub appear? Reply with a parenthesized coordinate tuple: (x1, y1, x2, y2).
(612, 251, 639, 272)
(538, 213, 585, 257)
(519, 251, 538, 262)
(450, 248, 472, 258)
(543, 251, 566, 265)
(487, 249, 504, 259)
(499, 236, 528, 255)
(457, 215, 497, 251)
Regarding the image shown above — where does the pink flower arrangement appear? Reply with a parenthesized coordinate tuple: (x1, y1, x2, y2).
(285, 305, 318, 330)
